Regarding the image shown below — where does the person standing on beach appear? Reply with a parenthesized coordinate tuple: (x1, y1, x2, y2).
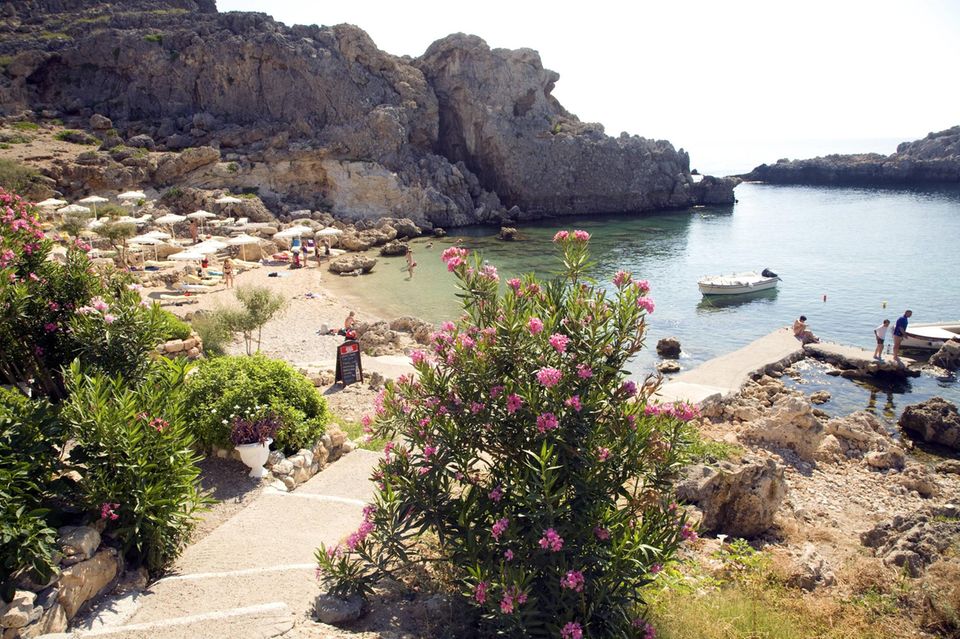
(873, 319, 890, 360)
(222, 258, 235, 289)
(892, 310, 912, 362)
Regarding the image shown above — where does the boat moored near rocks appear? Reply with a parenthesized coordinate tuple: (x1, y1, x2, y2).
(698, 269, 780, 296)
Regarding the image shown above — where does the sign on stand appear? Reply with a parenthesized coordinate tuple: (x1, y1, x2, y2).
(335, 340, 363, 386)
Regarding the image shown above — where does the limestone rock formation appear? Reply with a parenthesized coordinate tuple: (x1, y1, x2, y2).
(930, 340, 960, 371)
(741, 126, 960, 186)
(656, 337, 682, 359)
(899, 397, 960, 451)
(328, 254, 377, 275)
(860, 503, 960, 577)
(0, 1, 733, 225)
(742, 395, 824, 461)
(677, 457, 787, 538)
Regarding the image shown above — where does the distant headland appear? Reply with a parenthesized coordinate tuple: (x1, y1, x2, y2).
(0, 0, 736, 227)
(739, 126, 960, 186)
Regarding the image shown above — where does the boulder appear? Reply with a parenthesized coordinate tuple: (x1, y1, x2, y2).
(742, 395, 824, 461)
(328, 254, 377, 275)
(656, 361, 681, 374)
(19, 603, 67, 637)
(864, 448, 906, 471)
(127, 134, 156, 151)
(314, 593, 365, 625)
(496, 226, 519, 241)
(824, 411, 898, 459)
(936, 459, 960, 475)
(57, 548, 122, 618)
(355, 320, 401, 355)
(786, 544, 836, 591)
(930, 341, 960, 371)
(899, 397, 960, 450)
(89, 114, 112, 130)
(57, 526, 100, 566)
(1, 591, 40, 629)
(656, 337, 682, 359)
(860, 504, 960, 577)
(809, 390, 831, 404)
(676, 457, 786, 538)
(897, 464, 940, 498)
(379, 240, 409, 256)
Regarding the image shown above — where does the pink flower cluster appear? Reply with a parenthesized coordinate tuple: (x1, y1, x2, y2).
(492, 517, 510, 540)
(499, 586, 527, 613)
(528, 317, 544, 334)
(475, 581, 488, 604)
(552, 229, 591, 243)
(594, 526, 610, 541)
(560, 569, 585, 592)
(507, 278, 522, 294)
(506, 393, 523, 414)
(539, 528, 564, 552)
(346, 505, 376, 549)
(561, 621, 583, 639)
(536, 412, 559, 433)
(636, 296, 655, 314)
(441, 246, 468, 271)
(489, 485, 503, 502)
(633, 619, 657, 639)
(564, 395, 582, 412)
(479, 264, 499, 282)
(100, 502, 120, 521)
(150, 418, 168, 432)
(612, 270, 632, 287)
(644, 401, 700, 421)
(596, 447, 610, 462)
(548, 333, 570, 353)
(576, 364, 593, 379)
(681, 522, 698, 542)
(536, 367, 562, 388)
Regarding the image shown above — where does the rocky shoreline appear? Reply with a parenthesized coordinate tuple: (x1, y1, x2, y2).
(739, 126, 960, 186)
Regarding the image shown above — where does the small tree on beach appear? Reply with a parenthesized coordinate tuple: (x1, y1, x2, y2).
(218, 285, 286, 355)
(317, 231, 699, 638)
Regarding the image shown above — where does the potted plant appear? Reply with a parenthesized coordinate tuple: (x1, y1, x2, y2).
(230, 413, 280, 478)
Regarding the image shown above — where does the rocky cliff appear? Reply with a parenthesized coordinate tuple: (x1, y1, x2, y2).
(0, 0, 736, 226)
(740, 127, 960, 186)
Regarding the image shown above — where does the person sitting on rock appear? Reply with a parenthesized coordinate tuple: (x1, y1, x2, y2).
(793, 315, 819, 344)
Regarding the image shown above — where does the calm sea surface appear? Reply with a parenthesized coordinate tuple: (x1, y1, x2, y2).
(340, 183, 960, 419)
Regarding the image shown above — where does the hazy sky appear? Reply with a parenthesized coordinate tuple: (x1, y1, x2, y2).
(217, 0, 959, 169)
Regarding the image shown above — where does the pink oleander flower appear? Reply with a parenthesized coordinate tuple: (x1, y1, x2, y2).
(596, 446, 610, 462)
(507, 278, 522, 293)
(474, 581, 488, 604)
(636, 296, 655, 314)
(561, 621, 583, 639)
(681, 523, 698, 542)
(650, 563, 663, 574)
(500, 593, 514, 614)
(150, 418, 168, 432)
(489, 485, 503, 502)
(506, 393, 523, 414)
(28, 271, 39, 281)
(43, 322, 58, 333)
(492, 517, 509, 540)
(458, 334, 475, 350)
(560, 570, 585, 592)
(621, 380, 637, 396)
(479, 264, 499, 281)
(470, 401, 484, 414)
(632, 620, 656, 639)
(626, 414, 637, 429)
(564, 395, 582, 412)
(613, 270, 632, 287)
(440, 320, 456, 332)
(100, 502, 120, 521)
(528, 317, 544, 334)
(504, 548, 514, 561)
(34, 346, 44, 357)
(410, 350, 427, 365)
(539, 528, 564, 552)
(553, 230, 569, 242)
(573, 229, 590, 241)
(536, 412, 559, 433)
(489, 385, 504, 398)
(526, 282, 541, 296)
(126, 283, 142, 291)
(91, 296, 109, 312)
(103, 313, 116, 324)
(594, 526, 610, 541)
(423, 445, 437, 460)
(576, 364, 593, 379)
(636, 279, 651, 294)
(48, 301, 60, 311)
(536, 367, 562, 387)
(548, 333, 570, 353)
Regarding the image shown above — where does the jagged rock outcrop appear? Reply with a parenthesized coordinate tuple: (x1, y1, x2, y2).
(741, 126, 960, 186)
(861, 504, 960, 577)
(416, 34, 736, 216)
(899, 397, 960, 451)
(0, 1, 734, 225)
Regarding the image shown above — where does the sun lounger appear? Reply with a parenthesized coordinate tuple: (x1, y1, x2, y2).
(231, 259, 261, 270)
(159, 294, 200, 305)
(177, 283, 218, 292)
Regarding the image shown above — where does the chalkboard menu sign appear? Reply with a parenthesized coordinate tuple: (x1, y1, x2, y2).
(335, 340, 363, 386)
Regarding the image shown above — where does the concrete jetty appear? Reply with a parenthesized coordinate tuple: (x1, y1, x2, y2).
(655, 327, 804, 405)
(804, 343, 920, 378)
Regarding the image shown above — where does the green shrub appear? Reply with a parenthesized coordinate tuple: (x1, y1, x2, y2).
(218, 286, 286, 355)
(0, 159, 41, 195)
(0, 389, 69, 596)
(158, 309, 192, 341)
(54, 130, 96, 145)
(143, 34, 163, 44)
(11, 122, 39, 132)
(317, 233, 694, 637)
(62, 359, 208, 573)
(182, 354, 330, 454)
(190, 313, 232, 357)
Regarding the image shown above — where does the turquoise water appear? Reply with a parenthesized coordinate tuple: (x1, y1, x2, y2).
(343, 183, 960, 414)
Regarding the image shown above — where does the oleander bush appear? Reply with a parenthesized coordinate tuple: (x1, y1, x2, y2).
(317, 232, 697, 638)
(182, 354, 330, 454)
(62, 359, 208, 573)
(157, 309, 193, 341)
(0, 188, 168, 399)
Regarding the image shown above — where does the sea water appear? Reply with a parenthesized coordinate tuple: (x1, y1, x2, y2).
(336, 182, 960, 418)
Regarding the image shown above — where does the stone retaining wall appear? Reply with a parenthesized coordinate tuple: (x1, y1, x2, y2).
(0, 526, 123, 638)
(155, 331, 203, 360)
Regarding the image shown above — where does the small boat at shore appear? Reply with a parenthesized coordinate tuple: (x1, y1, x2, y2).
(698, 269, 780, 296)
(901, 322, 960, 350)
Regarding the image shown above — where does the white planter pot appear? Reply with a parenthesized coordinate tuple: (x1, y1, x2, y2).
(235, 438, 273, 478)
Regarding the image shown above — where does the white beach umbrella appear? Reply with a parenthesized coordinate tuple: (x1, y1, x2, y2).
(315, 227, 343, 236)
(187, 209, 216, 234)
(144, 230, 171, 240)
(78, 195, 108, 218)
(37, 198, 67, 209)
(57, 204, 91, 216)
(226, 232, 261, 260)
(168, 249, 206, 261)
(154, 213, 187, 225)
(87, 218, 104, 230)
(133, 215, 152, 226)
(117, 191, 146, 201)
(274, 225, 313, 239)
(193, 240, 227, 254)
(214, 195, 243, 205)
(130, 234, 162, 260)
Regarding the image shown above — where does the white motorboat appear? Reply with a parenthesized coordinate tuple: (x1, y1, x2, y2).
(698, 269, 780, 296)
(900, 322, 960, 350)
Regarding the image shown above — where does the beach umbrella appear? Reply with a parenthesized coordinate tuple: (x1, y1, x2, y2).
(167, 249, 206, 261)
(57, 204, 91, 216)
(193, 239, 227, 254)
(130, 234, 162, 261)
(154, 213, 187, 240)
(274, 225, 313, 239)
(78, 195, 108, 217)
(226, 233, 261, 261)
(144, 230, 170, 240)
(133, 215, 152, 226)
(187, 209, 216, 235)
(117, 190, 146, 202)
(215, 195, 243, 205)
(87, 218, 104, 230)
(315, 227, 343, 237)
(37, 198, 67, 209)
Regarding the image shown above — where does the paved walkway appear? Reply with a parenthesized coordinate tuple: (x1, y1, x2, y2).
(655, 327, 804, 405)
(50, 450, 382, 639)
